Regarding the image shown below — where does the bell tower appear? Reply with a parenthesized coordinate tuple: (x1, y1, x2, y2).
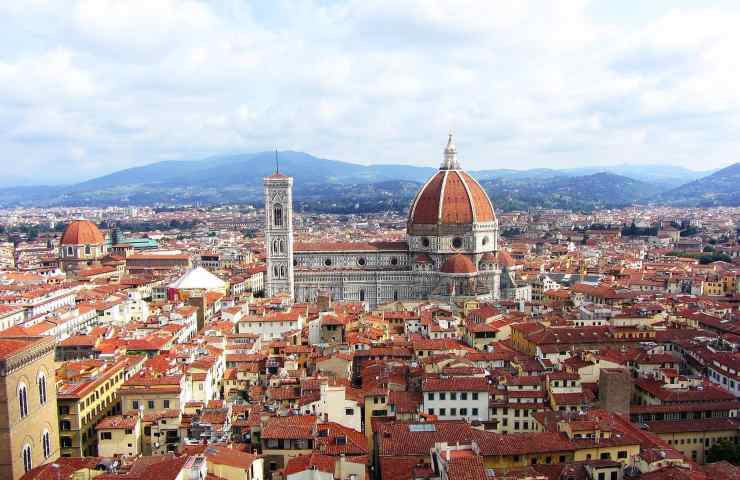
(264, 169, 294, 299)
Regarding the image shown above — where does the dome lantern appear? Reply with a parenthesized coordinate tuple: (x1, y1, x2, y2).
(441, 132, 459, 170)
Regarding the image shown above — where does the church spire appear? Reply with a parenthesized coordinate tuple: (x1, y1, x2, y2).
(441, 132, 459, 169)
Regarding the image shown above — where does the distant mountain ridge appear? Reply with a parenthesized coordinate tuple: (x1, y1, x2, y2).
(657, 162, 740, 207)
(0, 151, 733, 211)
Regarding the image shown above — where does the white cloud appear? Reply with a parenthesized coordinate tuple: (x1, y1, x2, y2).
(0, 0, 739, 184)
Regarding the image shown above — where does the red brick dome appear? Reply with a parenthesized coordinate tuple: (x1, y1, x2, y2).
(440, 254, 477, 274)
(408, 135, 495, 229)
(480, 252, 497, 263)
(409, 170, 496, 227)
(60, 220, 105, 245)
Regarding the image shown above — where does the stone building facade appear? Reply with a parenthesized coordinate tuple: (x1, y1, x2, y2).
(265, 135, 505, 307)
(0, 336, 59, 480)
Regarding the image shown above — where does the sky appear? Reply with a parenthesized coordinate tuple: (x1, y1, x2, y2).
(2, 0, 740, 185)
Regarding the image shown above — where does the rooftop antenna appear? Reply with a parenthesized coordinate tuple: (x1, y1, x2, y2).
(275, 149, 279, 174)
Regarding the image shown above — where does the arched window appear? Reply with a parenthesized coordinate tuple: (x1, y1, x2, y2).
(273, 204, 283, 227)
(18, 383, 28, 418)
(66, 246, 73, 256)
(85, 245, 91, 255)
(273, 266, 279, 278)
(42, 430, 51, 459)
(280, 266, 285, 277)
(393, 290, 399, 301)
(38, 373, 47, 405)
(359, 289, 365, 302)
(272, 240, 278, 254)
(279, 239, 285, 253)
(22, 443, 32, 473)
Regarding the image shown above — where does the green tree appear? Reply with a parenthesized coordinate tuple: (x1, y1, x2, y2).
(706, 439, 740, 464)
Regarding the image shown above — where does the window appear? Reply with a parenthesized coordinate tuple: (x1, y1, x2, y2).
(472, 392, 479, 400)
(345, 408, 354, 416)
(325, 258, 332, 266)
(132, 401, 139, 410)
(460, 408, 468, 416)
(124, 429, 132, 435)
(428, 393, 434, 401)
(598, 474, 605, 480)
(66, 246, 73, 256)
(60, 420, 71, 431)
(428, 408, 434, 415)
(22, 444, 32, 473)
(357, 258, 366, 266)
(38, 374, 47, 405)
(439, 408, 446, 416)
(452, 237, 463, 249)
(461, 393, 468, 400)
(101, 432, 112, 440)
(451, 408, 457, 416)
(472, 408, 479, 416)
(421, 237, 430, 248)
(85, 245, 91, 255)
(390, 257, 398, 266)
(164, 400, 170, 409)
(617, 451, 628, 459)
(451, 392, 457, 400)
(440, 393, 446, 400)
(42, 431, 51, 459)
(19, 384, 29, 418)
(59, 406, 70, 415)
(148, 400, 155, 409)
(273, 204, 283, 227)
(61, 437, 72, 448)
(144, 427, 151, 436)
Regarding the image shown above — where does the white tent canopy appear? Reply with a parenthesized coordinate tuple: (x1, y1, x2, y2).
(169, 266, 226, 290)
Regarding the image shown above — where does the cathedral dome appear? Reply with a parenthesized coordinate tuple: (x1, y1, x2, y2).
(60, 220, 105, 245)
(480, 252, 497, 263)
(408, 134, 495, 231)
(440, 254, 477, 274)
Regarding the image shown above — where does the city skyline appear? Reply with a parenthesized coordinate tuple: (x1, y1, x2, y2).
(3, 1, 740, 184)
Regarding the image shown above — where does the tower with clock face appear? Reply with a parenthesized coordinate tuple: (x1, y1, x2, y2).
(264, 172, 294, 299)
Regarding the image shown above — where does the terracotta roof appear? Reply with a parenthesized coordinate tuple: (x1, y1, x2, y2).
(294, 241, 408, 252)
(203, 445, 260, 469)
(446, 455, 488, 480)
(97, 415, 138, 430)
(0, 338, 38, 359)
(422, 377, 489, 392)
(440, 254, 476, 274)
(408, 170, 495, 227)
(262, 415, 316, 439)
(284, 453, 336, 476)
(61, 220, 105, 245)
